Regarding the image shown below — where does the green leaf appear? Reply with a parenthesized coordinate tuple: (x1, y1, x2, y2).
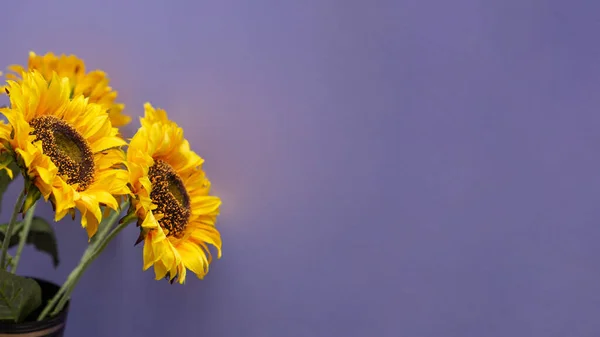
(0, 152, 18, 213)
(0, 270, 42, 322)
(0, 222, 24, 246)
(0, 217, 59, 267)
(25, 217, 60, 267)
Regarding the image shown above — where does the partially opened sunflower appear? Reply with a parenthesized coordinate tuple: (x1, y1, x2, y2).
(127, 103, 222, 284)
(0, 70, 130, 238)
(3, 51, 131, 127)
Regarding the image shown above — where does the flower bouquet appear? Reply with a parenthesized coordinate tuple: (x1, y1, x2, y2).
(0, 52, 222, 336)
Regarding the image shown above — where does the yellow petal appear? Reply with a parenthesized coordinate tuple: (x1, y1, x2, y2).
(140, 211, 160, 230)
(190, 196, 221, 215)
(188, 223, 222, 258)
(75, 195, 102, 226)
(90, 136, 126, 153)
(85, 190, 119, 210)
(178, 242, 209, 279)
(153, 260, 169, 280)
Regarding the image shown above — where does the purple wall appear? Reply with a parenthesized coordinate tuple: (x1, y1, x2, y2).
(1, 0, 600, 336)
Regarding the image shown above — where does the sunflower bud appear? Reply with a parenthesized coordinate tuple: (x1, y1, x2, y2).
(21, 181, 41, 215)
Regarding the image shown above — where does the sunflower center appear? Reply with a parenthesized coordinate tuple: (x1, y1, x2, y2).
(29, 116, 95, 191)
(148, 159, 191, 238)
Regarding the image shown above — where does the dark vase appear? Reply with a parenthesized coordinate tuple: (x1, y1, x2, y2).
(0, 278, 69, 337)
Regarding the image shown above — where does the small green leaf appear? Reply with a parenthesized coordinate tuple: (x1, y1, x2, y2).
(0, 270, 42, 322)
(0, 152, 18, 213)
(0, 217, 59, 268)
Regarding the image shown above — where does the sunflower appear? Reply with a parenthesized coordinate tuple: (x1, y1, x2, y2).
(3, 51, 131, 127)
(0, 70, 130, 238)
(128, 103, 221, 284)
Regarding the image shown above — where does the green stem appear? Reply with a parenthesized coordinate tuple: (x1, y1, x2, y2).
(11, 202, 37, 274)
(88, 205, 122, 250)
(0, 189, 26, 270)
(37, 201, 131, 321)
(51, 217, 132, 316)
(36, 262, 79, 321)
(35, 269, 71, 320)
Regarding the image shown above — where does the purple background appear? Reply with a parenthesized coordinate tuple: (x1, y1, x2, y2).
(1, 0, 599, 336)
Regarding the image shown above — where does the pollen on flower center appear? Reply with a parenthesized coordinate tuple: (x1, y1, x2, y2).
(29, 116, 95, 191)
(148, 159, 191, 238)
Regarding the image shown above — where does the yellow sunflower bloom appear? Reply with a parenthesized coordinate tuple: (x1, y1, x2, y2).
(0, 71, 131, 238)
(128, 103, 221, 284)
(3, 51, 131, 127)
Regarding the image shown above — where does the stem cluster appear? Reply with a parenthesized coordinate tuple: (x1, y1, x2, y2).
(0, 188, 134, 321)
